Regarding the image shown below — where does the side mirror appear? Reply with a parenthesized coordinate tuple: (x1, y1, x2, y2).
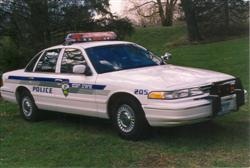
(73, 65, 86, 74)
(161, 52, 172, 62)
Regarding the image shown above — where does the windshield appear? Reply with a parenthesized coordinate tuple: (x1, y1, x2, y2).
(85, 44, 161, 74)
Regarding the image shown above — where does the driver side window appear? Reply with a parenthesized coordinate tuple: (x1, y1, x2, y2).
(60, 48, 86, 73)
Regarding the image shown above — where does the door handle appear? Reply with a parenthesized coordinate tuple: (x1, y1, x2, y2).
(55, 79, 63, 83)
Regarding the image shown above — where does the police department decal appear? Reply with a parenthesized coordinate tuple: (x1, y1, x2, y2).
(62, 82, 70, 97)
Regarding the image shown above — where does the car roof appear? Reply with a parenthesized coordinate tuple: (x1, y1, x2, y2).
(46, 41, 133, 50)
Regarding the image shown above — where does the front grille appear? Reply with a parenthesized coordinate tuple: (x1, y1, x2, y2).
(200, 79, 236, 97)
(207, 78, 245, 114)
(210, 80, 236, 97)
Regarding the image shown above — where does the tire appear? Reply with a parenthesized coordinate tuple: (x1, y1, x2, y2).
(111, 97, 150, 140)
(19, 90, 41, 121)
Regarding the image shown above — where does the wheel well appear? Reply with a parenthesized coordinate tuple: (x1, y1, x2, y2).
(107, 92, 141, 119)
(16, 86, 31, 103)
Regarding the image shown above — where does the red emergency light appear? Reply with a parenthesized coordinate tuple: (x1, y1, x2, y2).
(65, 31, 117, 44)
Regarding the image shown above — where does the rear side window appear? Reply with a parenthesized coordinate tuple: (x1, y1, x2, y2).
(35, 49, 61, 73)
(60, 48, 86, 73)
(25, 51, 43, 72)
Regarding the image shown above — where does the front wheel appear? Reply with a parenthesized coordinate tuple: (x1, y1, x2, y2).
(19, 91, 41, 121)
(111, 98, 150, 140)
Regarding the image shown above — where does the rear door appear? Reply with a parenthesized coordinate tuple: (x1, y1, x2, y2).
(26, 48, 65, 111)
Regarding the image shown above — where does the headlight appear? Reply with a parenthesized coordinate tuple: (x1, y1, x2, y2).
(148, 88, 204, 100)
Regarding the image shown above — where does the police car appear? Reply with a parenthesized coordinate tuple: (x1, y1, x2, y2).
(0, 32, 247, 140)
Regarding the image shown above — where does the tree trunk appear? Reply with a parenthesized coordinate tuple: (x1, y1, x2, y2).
(156, 0, 166, 26)
(164, 4, 173, 26)
(157, 0, 174, 26)
(181, 0, 202, 41)
(224, 0, 229, 34)
(26, 0, 49, 49)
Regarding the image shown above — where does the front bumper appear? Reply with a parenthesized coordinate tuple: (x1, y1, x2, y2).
(143, 90, 247, 127)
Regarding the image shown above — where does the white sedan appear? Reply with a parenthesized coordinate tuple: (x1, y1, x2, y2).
(0, 32, 247, 140)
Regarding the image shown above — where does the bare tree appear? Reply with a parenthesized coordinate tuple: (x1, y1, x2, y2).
(126, 0, 160, 26)
(129, 0, 178, 26)
(180, 0, 201, 41)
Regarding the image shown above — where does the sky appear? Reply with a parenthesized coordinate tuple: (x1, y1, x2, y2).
(109, 0, 123, 15)
(109, 0, 250, 14)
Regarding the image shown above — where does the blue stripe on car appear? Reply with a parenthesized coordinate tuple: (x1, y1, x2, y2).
(92, 85, 106, 90)
(8, 76, 106, 90)
(9, 76, 69, 83)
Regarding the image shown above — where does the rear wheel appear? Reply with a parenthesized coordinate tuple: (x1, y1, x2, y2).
(111, 97, 150, 140)
(19, 91, 41, 121)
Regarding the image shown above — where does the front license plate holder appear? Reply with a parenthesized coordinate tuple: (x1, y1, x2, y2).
(210, 95, 236, 116)
(218, 101, 231, 116)
(217, 98, 236, 116)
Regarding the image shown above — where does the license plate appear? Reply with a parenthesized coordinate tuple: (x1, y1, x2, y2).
(218, 101, 232, 116)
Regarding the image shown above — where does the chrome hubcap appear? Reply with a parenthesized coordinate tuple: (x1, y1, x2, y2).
(117, 104, 135, 133)
(22, 97, 33, 117)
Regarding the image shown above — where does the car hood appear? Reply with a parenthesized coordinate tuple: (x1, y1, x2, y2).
(100, 65, 235, 90)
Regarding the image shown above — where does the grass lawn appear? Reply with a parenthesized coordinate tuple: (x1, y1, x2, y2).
(0, 26, 249, 167)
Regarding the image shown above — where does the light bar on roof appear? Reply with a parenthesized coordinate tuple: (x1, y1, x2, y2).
(65, 31, 117, 44)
